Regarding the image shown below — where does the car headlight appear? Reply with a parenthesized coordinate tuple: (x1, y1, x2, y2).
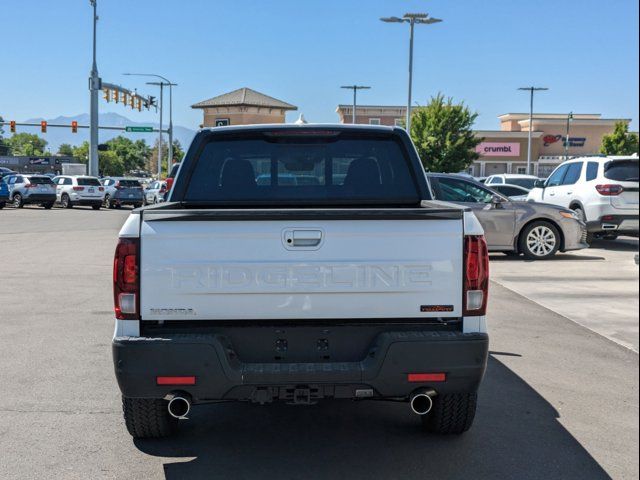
(559, 211, 579, 220)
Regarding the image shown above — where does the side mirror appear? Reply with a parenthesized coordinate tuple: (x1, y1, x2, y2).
(534, 179, 546, 189)
(491, 194, 506, 207)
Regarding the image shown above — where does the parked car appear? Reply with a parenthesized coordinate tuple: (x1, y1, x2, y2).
(163, 162, 181, 200)
(489, 183, 530, 201)
(4, 173, 57, 209)
(527, 156, 639, 242)
(0, 166, 16, 180)
(101, 177, 144, 209)
(143, 180, 167, 205)
(0, 176, 9, 209)
(52, 175, 105, 209)
(427, 173, 588, 259)
(113, 124, 490, 439)
(485, 174, 540, 190)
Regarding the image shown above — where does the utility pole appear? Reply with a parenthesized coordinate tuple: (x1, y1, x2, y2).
(381, 13, 442, 132)
(340, 85, 371, 123)
(565, 111, 573, 160)
(518, 86, 549, 176)
(88, 0, 100, 177)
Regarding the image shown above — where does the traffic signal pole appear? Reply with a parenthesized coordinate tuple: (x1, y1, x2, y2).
(89, 0, 100, 177)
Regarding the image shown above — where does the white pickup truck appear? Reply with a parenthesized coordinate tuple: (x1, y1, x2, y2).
(112, 125, 489, 438)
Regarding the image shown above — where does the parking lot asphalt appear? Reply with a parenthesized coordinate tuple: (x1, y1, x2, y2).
(0, 206, 638, 479)
(490, 237, 640, 352)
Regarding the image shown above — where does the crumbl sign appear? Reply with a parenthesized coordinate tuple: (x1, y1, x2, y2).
(476, 142, 520, 157)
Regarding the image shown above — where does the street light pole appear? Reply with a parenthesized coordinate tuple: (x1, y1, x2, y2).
(340, 85, 371, 123)
(565, 111, 573, 160)
(123, 73, 177, 176)
(518, 86, 549, 176)
(381, 13, 442, 132)
(88, 0, 100, 177)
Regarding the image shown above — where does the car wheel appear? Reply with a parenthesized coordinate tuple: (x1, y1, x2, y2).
(13, 194, 24, 208)
(153, 195, 158, 204)
(103, 194, 113, 209)
(61, 193, 72, 209)
(122, 396, 177, 439)
(92, 204, 101, 210)
(422, 392, 478, 434)
(519, 221, 561, 260)
(0, 202, 5, 209)
(43, 202, 54, 209)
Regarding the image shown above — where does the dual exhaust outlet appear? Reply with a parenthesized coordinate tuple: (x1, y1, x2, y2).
(166, 389, 436, 418)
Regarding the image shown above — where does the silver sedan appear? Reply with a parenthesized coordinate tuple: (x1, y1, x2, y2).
(427, 173, 589, 259)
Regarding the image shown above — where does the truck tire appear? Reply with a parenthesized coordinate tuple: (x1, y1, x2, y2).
(13, 193, 24, 208)
(122, 397, 177, 438)
(422, 392, 477, 435)
(519, 221, 560, 260)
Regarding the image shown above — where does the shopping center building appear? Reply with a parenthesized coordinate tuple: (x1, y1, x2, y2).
(336, 105, 631, 177)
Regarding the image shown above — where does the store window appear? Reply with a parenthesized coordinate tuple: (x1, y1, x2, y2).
(369, 118, 381, 125)
(516, 166, 527, 174)
(394, 118, 404, 127)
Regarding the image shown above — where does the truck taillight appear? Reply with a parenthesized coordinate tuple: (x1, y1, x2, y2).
(596, 184, 623, 196)
(113, 238, 140, 320)
(463, 235, 489, 316)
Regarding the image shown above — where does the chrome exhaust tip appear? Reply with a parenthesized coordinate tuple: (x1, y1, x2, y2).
(167, 394, 191, 419)
(409, 389, 436, 415)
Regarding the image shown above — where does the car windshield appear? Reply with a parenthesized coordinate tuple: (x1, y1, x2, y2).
(77, 178, 102, 186)
(28, 176, 54, 185)
(604, 160, 639, 182)
(180, 132, 421, 206)
(507, 178, 537, 189)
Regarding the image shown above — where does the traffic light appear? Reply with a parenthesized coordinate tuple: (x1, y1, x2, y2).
(136, 97, 142, 111)
(10, 120, 16, 133)
(129, 95, 135, 108)
(71, 121, 78, 133)
(113, 89, 119, 104)
(148, 96, 157, 110)
(41, 121, 47, 133)
(103, 88, 111, 102)
(122, 93, 129, 106)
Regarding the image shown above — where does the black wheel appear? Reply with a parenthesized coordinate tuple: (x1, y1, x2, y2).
(43, 202, 54, 209)
(12, 194, 24, 208)
(0, 202, 5, 209)
(422, 392, 478, 434)
(61, 194, 72, 209)
(104, 194, 113, 209)
(519, 221, 560, 260)
(92, 204, 101, 210)
(134, 203, 143, 209)
(122, 397, 178, 439)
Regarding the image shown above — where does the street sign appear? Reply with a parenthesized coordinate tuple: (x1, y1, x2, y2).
(215, 119, 230, 127)
(125, 126, 153, 133)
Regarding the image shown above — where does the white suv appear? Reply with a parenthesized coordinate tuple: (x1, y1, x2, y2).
(52, 175, 105, 210)
(527, 156, 639, 241)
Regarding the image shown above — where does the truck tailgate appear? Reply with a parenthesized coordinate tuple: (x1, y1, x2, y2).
(139, 211, 463, 320)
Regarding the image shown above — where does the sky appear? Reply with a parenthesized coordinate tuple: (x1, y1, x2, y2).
(1, 0, 638, 132)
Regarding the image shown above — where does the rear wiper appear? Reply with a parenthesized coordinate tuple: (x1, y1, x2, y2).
(624, 177, 639, 181)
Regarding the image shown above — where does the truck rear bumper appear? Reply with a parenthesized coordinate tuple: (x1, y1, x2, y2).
(113, 330, 489, 402)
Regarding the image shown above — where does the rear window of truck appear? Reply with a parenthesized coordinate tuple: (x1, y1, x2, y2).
(604, 160, 639, 182)
(179, 132, 421, 205)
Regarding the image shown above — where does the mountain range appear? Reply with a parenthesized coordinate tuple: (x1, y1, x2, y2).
(17, 113, 196, 152)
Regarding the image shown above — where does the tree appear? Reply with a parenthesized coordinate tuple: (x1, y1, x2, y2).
(98, 150, 125, 176)
(58, 143, 74, 156)
(72, 141, 90, 163)
(5, 133, 48, 156)
(149, 138, 183, 175)
(105, 136, 150, 173)
(600, 121, 639, 156)
(410, 93, 481, 172)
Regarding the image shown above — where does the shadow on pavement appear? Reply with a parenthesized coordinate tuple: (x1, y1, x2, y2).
(134, 356, 609, 480)
(589, 237, 639, 252)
